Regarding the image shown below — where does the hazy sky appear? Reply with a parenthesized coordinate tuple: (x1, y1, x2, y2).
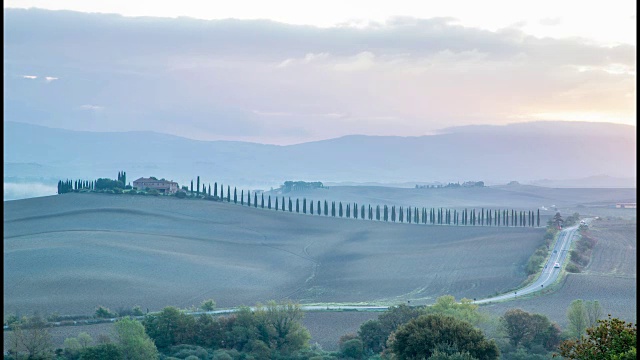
(4, 1, 636, 144)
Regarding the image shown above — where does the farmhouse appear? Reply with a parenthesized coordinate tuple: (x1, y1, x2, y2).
(132, 177, 179, 194)
(615, 203, 636, 209)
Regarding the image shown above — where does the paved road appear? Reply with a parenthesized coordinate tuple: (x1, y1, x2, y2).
(472, 220, 588, 304)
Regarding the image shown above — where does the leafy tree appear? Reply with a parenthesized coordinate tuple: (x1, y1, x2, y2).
(143, 307, 195, 350)
(500, 309, 561, 351)
(585, 300, 603, 328)
(567, 300, 589, 338)
(424, 295, 483, 326)
(116, 317, 159, 360)
(389, 314, 499, 360)
(200, 299, 216, 311)
(254, 301, 311, 355)
(79, 343, 122, 360)
(553, 212, 564, 228)
(8, 315, 53, 359)
(340, 338, 365, 359)
(558, 315, 636, 359)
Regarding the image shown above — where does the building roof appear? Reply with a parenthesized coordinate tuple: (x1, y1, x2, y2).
(133, 177, 177, 185)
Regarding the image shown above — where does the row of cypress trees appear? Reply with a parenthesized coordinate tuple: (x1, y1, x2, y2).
(192, 181, 542, 227)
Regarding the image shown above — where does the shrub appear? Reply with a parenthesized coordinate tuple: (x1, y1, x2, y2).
(175, 191, 187, 199)
(95, 306, 115, 319)
(565, 263, 581, 273)
(200, 299, 216, 312)
(113, 188, 123, 194)
(148, 189, 160, 196)
(128, 189, 137, 195)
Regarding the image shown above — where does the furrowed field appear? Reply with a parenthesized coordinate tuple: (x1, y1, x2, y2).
(5, 193, 544, 317)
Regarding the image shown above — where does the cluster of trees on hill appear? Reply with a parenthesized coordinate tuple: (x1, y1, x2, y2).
(57, 171, 128, 194)
(281, 181, 324, 193)
(8, 296, 634, 360)
(416, 181, 485, 189)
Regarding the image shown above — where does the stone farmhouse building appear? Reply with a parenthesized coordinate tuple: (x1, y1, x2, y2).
(132, 177, 179, 194)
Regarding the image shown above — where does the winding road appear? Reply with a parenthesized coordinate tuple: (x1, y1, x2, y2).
(472, 220, 588, 304)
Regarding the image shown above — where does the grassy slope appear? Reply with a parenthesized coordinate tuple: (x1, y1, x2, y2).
(5, 193, 543, 317)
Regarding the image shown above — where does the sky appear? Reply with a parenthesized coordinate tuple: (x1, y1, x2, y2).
(3, 1, 637, 144)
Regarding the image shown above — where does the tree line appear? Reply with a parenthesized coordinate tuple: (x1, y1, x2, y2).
(6, 296, 635, 360)
(192, 181, 542, 227)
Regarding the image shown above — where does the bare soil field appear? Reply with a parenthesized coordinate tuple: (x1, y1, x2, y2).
(5, 193, 543, 318)
(479, 219, 636, 327)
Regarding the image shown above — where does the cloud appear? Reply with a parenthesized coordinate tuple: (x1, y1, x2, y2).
(44, 76, 59, 82)
(22, 75, 37, 79)
(539, 17, 562, 26)
(79, 104, 104, 111)
(3, 8, 636, 144)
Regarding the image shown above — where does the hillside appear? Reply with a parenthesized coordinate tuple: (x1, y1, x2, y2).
(4, 193, 544, 317)
(4, 121, 636, 189)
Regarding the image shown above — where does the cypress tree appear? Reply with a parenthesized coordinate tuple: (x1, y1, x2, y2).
(324, 200, 328, 216)
(214, 182, 218, 197)
(415, 207, 419, 224)
(369, 205, 373, 220)
(255, 193, 258, 208)
(241, 190, 244, 205)
(282, 197, 285, 211)
(399, 206, 404, 222)
(331, 201, 336, 216)
(191, 180, 194, 193)
(310, 200, 314, 214)
(303, 198, 306, 214)
(354, 203, 358, 219)
(247, 190, 251, 206)
(289, 197, 292, 212)
(339, 202, 343, 217)
(346, 203, 350, 218)
(261, 193, 264, 208)
(296, 198, 300, 213)
(234, 187, 237, 203)
(375, 205, 380, 221)
(318, 200, 321, 215)
(361, 204, 365, 219)
(275, 197, 279, 211)
(268, 195, 271, 209)
(221, 184, 224, 200)
(408, 207, 412, 223)
(197, 176, 200, 196)
(391, 206, 396, 222)
(537, 209, 540, 227)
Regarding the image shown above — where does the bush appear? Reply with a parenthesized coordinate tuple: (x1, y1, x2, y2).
(175, 191, 187, 199)
(95, 306, 115, 319)
(200, 299, 216, 312)
(148, 189, 160, 196)
(113, 188, 123, 194)
(565, 263, 581, 273)
(128, 189, 137, 195)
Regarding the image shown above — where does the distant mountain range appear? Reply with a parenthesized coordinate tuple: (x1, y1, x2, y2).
(4, 121, 636, 190)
